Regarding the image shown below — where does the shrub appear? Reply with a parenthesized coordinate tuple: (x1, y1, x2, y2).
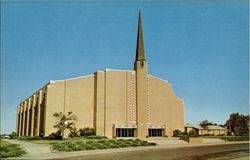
(98, 140, 107, 143)
(148, 142, 157, 146)
(85, 144, 96, 150)
(188, 130, 196, 135)
(0, 144, 26, 158)
(130, 142, 139, 147)
(51, 139, 156, 152)
(110, 143, 120, 148)
(18, 136, 42, 140)
(220, 136, 249, 141)
(91, 142, 104, 149)
(202, 134, 213, 136)
(173, 129, 183, 137)
(51, 142, 72, 152)
(84, 135, 107, 139)
(139, 140, 149, 146)
(79, 127, 96, 136)
(9, 132, 18, 139)
(45, 131, 62, 140)
(182, 131, 188, 135)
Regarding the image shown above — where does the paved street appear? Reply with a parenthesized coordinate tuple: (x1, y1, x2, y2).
(53, 143, 249, 160)
(2, 139, 249, 160)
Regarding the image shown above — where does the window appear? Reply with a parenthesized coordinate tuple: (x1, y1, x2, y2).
(148, 129, 163, 137)
(116, 128, 135, 137)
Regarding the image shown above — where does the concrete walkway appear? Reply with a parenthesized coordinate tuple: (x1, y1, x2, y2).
(141, 137, 188, 145)
(2, 139, 249, 159)
(233, 157, 250, 160)
(2, 139, 51, 154)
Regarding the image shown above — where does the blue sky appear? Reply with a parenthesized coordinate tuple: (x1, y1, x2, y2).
(1, 1, 249, 134)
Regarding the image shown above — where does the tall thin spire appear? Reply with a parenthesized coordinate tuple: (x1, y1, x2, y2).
(135, 10, 146, 61)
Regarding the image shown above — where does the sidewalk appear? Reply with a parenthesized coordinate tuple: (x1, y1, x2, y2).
(3, 139, 51, 154)
(2, 139, 249, 159)
(233, 157, 249, 160)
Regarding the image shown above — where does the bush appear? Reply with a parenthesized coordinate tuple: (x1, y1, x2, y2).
(79, 127, 96, 136)
(0, 144, 26, 158)
(148, 142, 157, 146)
(188, 130, 196, 135)
(202, 134, 214, 136)
(182, 131, 188, 135)
(9, 132, 18, 139)
(18, 136, 42, 140)
(45, 131, 62, 140)
(173, 129, 183, 137)
(173, 129, 199, 137)
(220, 136, 249, 141)
(51, 139, 156, 152)
(51, 142, 73, 152)
(85, 144, 96, 150)
(83, 135, 108, 139)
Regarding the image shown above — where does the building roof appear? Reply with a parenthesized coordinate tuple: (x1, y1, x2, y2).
(185, 124, 227, 130)
(185, 124, 203, 130)
(206, 125, 227, 130)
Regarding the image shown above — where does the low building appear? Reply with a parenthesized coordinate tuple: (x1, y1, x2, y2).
(185, 125, 228, 135)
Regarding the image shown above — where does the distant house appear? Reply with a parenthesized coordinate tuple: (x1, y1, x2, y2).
(185, 124, 228, 135)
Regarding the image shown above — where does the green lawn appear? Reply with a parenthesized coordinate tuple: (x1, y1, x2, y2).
(27, 138, 106, 144)
(1, 140, 11, 147)
(175, 135, 249, 141)
(200, 136, 249, 141)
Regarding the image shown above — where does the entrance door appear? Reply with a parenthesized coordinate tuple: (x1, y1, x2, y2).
(116, 128, 135, 137)
(148, 129, 163, 137)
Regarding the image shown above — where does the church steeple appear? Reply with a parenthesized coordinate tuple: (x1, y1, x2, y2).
(134, 11, 148, 138)
(135, 10, 146, 62)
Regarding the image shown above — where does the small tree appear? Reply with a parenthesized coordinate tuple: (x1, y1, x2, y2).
(46, 131, 62, 140)
(9, 132, 18, 139)
(53, 111, 77, 138)
(225, 113, 249, 136)
(173, 129, 182, 137)
(200, 120, 213, 129)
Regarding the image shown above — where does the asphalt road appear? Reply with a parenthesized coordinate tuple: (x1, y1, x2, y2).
(53, 143, 249, 160)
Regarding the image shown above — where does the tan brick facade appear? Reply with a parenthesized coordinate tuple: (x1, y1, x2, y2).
(16, 12, 185, 138)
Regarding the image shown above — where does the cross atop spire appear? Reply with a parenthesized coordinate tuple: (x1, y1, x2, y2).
(135, 10, 146, 62)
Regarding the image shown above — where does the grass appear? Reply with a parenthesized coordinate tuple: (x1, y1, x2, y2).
(219, 136, 249, 141)
(174, 135, 198, 138)
(24, 135, 107, 144)
(27, 138, 107, 144)
(50, 139, 156, 152)
(175, 135, 249, 142)
(1, 140, 11, 147)
(0, 140, 26, 158)
(199, 135, 249, 141)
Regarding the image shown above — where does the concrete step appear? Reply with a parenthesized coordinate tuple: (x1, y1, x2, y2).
(203, 138, 225, 143)
(141, 137, 188, 145)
